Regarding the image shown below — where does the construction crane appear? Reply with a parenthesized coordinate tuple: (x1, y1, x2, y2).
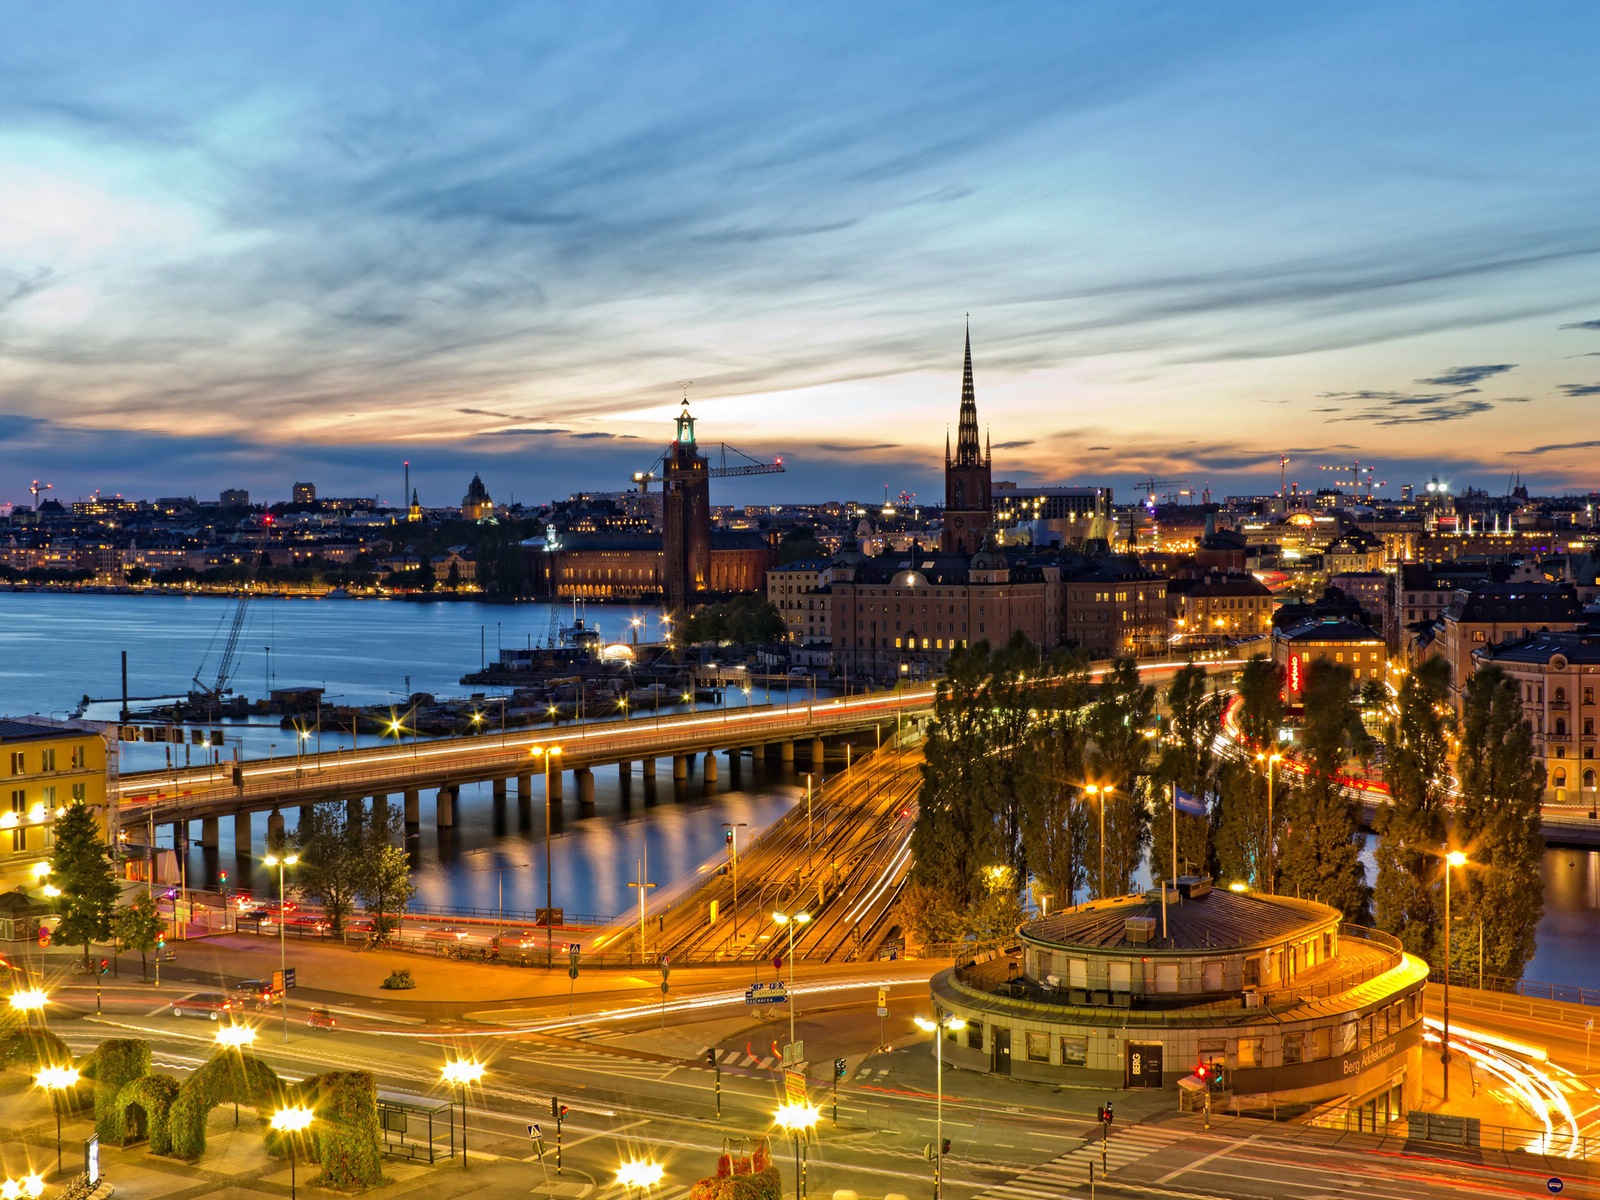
(631, 444, 785, 491)
(1319, 461, 1385, 501)
(29, 480, 52, 509)
(191, 549, 263, 707)
(1131, 477, 1189, 505)
(1277, 455, 1290, 497)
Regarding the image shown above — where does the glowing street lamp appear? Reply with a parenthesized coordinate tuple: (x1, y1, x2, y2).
(0, 1173, 45, 1199)
(914, 1014, 966, 1200)
(1084, 785, 1113, 899)
(440, 1059, 486, 1170)
(530, 744, 564, 957)
(616, 1159, 664, 1193)
(774, 1102, 821, 1199)
(1442, 849, 1469, 1102)
(9, 989, 48, 1016)
(36, 1065, 80, 1175)
(216, 1024, 258, 1126)
(262, 852, 299, 1044)
(271, 1106, 314, 1199)
(1255, 752, 1284, 892)
(771, 911, 811, 1042)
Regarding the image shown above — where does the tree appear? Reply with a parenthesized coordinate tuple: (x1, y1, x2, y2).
(1453, 666, 1545, 982)
(112, 892, 163, 982)
(1277, 662, 1370, 919)
(1214, 757, 1275, 889)
(51, 802, 120, 968)
(355, 809, 414, 940)
(1235, 656, 1285, 753)
(1087, 659, 1156, 896)
(1019, 652, 1093, 908)
(1374, 657, 1452, 960)
(445, 560, 462, 590)
(1155, 665, 1222, 881)
(294, 803, 369, 931)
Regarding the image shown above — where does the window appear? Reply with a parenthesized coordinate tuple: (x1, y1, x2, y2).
(1061, 1036, 1088, 1066)
(1108, 961, 1132, 992)
(71, 783, 86, 803)
(1068, 958, 1087, 989)
(1473, 631, 1486, 642)
(1237, 1037, 1263, 1067)
(966, 1024, 983, 1051)
(1309, 1028, 1331, 1060)
(1026, 1031, 1050, 1063)
(8, 751, 22, 774)
(1338, 1022, 1357, 1054)
(1586, 769, 1597, 789)
(1282, 1033, 1304, 1064)
(1554, 768, 1568, 789)
(1586, 688, 1595, 705)
(1201, 960, 1224, 991)
(1155, 963, 1178, 993)
(1244, 957, 1261, 987)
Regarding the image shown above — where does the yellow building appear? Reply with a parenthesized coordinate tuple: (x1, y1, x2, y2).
(1, 718, 111, 893)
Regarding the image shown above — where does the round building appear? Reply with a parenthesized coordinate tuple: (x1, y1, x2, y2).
(929, 880, 1428, 1123)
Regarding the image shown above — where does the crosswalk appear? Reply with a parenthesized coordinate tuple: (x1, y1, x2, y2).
(512, 1049, 681, 1082)
(699, 1045, 783, 1071)
(588, 1185, 692, 1200)
(974, 1123, 1189, 1200)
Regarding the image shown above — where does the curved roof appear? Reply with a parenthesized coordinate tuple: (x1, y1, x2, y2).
(1021, 889, 1335, 954)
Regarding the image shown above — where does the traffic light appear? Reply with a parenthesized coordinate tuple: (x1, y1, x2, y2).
(942, 1138, 951, 1157)
(550, 1097, 567, 1120)
(707, 1049, 718, 1069)
(725, 828, 734, 847)
(157, 934, 165, 951)
(99, 958, 109, 976)
(1210, 1066, 1226, 1094)
(834, 1057, 847, 1080)
(219, 870, 228, 886)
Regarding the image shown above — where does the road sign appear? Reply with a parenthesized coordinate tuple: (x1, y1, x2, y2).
(283, 967, 297, 989)
(746, 981, 788, 1005)
(784, 1069, 807, 1105)
(37, 927, 50, 948)
(271, 969, 285, 992)
(782, 1040, 804, 1067)
(1548, 1179, 1564, 1195)
(876, 1006, 889, 1018)
(877, 988, 887, 1008)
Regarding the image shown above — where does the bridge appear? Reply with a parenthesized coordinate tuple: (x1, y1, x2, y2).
(114, 687, 940, 850)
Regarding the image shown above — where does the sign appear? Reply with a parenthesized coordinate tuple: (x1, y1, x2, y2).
(1287, 653, 1303, 695)
(85, 1135, 100, 1185)
(782, 1040, 804, 1067)
(283, 967, 297, 989)
(37, 926, 51, 948)
(877, 988, 888, 1008)
(746, 982, 788, 1005)
(784, 1069, 807, 1106)
(1124, 1042, 1163, 1089)
(271, 969, 285, 992)
(877, 1006, 889, 1018)
(536, 907, 565, 927)
(1547, 1179, 1564, 1195)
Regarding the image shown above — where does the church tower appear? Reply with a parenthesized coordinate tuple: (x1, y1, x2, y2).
(662, 398, 712, 612)
(940, 327, 992, 555)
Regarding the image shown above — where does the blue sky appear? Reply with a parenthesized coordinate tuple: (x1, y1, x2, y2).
(2, 2, 1598, 508)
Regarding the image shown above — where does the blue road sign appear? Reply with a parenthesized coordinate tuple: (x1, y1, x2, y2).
(1547, 1178, 1563, 1195)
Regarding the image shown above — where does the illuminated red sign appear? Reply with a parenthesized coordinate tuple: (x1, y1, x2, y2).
(1287, 654, 1303, 694)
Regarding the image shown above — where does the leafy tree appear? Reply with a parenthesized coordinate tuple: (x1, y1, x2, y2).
(51, 802, 120, 967)
(1277, 662, 1370, 918)
(1374, 657, 1452, 960)
(1019, 652, 1093, 908)
(1215, 757, 1273, 889)
(416, 556, 436, 593)
(680, 596, 787, 644)
(1087, 658, 1156, 896)
(1235, 656, 1285, 753)
(355, 808, 414, 940)
(1453, 666, 1545, 982)
(1155, 665, 1222, 881)
(112, 891, 164, 981)
(294, 803, 369, 931)
(445, 560, 462, 590)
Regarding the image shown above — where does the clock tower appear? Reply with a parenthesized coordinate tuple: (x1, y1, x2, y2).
(940, 327, 992, 555)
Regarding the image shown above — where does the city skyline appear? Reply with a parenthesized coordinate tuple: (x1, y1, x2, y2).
(4, 4, 1600, 506)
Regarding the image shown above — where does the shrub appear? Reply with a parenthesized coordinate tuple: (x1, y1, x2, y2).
(83, 1039, 152, 1143)
(119, 1074, 180, 1154)
(381, 969, 415, 990)
(170, 1051, 281, 1159)
(299, 1070, 384, 1190)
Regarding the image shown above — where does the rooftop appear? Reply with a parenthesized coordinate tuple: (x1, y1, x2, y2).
(1021, 888, 1335, 954)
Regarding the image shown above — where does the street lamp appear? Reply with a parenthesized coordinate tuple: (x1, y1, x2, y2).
(616, 1159, 664, 1193)
(1255, 752, 1283, 893)
(271, 1106, 314, 1200)
(774, 1102, 820, 1200)
(440, 1059, 486, 1170)
(263, 852, 299, 1043)
(1084, 785, 1113, 899)
(722, 822, 747, 950)
(913, 1014, 967, 1200)
(215, 1024, 257, 1127)
(35, 1065, 80, 1176)
(0, 1175, 44, 1199)
(772, 911, 812, 1043)
(9, 989, 48, 1019)
(1442, 849, 1468, 1103)
(530, 745, 564, 958)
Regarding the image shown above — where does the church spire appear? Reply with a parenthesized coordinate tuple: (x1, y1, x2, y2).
(955, 323, 981, 467)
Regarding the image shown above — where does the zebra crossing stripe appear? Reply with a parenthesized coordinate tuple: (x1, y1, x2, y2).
(974, 1125, 1187, 1199)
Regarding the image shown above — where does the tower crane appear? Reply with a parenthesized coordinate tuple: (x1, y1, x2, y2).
(1131, 477, 1189, 505)
(29, 480, 52, 509)
(631, 444, 785, 491)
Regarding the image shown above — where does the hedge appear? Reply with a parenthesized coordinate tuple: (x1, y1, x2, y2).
(290, 1070, 384, 1190)
(117, 1074, 180, 1155)
(83, 1039, 152, 1143)
(169, 1051, 282, 1159)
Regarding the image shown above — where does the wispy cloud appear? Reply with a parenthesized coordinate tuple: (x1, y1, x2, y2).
(1512, 439, 1600, 456)
(1559, 319, 1600, 330)
(1418, 364, 1515, 387)
(1557, 382, 1600, 397)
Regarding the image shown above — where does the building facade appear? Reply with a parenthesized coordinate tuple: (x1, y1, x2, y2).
(1475, 631, 1600, 805)
(1168, 572, 1276, 644)
(461, 474, 495, 521)
(767, 558, 834, 645)
(1274, 617, 1388, 694)
(2, 718, 111, 893)
(1437, 583, 1585, 709)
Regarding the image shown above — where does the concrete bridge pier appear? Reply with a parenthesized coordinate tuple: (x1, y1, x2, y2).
(673, 755, 689, 781)
(779, 740, 795, 763)
(703, 751, 719, 785)
(548, 770, 564, 803)
(576, 768, 595, 806)
(517, 774, 532, 801)
(811, 737, 825, 770)
(371, 794, 390, 831)
(640, 758, 657, 781)
(404, 790, 420, 824)
(233, 810, 251, 851)
(266, 809, 285, 847)
(199, 816, 219, 849)
(492, 778, 508, 801)
(436, 784, 457, 827)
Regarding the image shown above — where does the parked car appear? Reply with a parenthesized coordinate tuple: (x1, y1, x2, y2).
(171, 993, 238, 1020)
(424, 926, 469, 942)
(241, 907, 273, 923)
(307, 1007, 337, 1030)
(287, 916, 330, 933)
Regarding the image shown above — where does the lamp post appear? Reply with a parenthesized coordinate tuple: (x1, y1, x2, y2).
(0, 1173, 45, 1199)
(215, 1024, 257, 1127)
(263, 852, 298, 1043)
(772, 911, 812, 1043)
(1442, 849, 1468, 1102)
(530, 745, 563, 958)
(913, 1014, 967, 1200)
(617, 1159, 664, 1195)
(440, 1059, 486, 1170)
(722, 821, 747, 949)
(1255, 752, 1283, 892)
(271, 1106, 313, 1199)
(35, 1065, 79, 1176)
(774, 1103, 820, 1200)
(1084, 785, 1112, 899)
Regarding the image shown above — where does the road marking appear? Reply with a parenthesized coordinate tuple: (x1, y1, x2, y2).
(558, 1119, 650, 1151)
(1154, 1129, 1265, 1184)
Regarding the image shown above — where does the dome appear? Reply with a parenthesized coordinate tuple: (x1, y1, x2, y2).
(891, 569, 927, 589)
(969, 547, 1008, 572)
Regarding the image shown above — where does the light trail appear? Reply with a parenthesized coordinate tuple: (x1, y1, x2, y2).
(1423, 1017, 1581, 1157)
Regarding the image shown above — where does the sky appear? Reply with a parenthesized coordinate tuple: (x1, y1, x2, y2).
(2, 2, 1598, 510)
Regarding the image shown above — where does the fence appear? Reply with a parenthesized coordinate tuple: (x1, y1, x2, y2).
(1296, 1101, 1596, 1160)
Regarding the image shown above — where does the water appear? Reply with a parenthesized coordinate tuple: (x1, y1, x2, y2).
(0, 591, 816, 921)
(3, 590, 1596, 986)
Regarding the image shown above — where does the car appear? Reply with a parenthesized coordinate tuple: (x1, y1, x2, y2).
(509, 930, 545, 950)
(424, 926, 470, 942)
(345, 918, 376, 933)
(307, 1007, 337, 1030)
(233, 979, 279, 1008)
(172, 992, 238, 1021)
(287, 916, 330, 933)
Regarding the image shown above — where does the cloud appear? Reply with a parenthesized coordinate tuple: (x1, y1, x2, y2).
(1086, 445, 1111, 451)
(1512, 439, 1600, 456)
(992, 439, 1034, 449)
(816, 442, 900, 453)
(458, 407, 530, 420)
(1557, 383, 1600, 397)
(1559, 319, 1600, 330)
(1417, 364, 1515, 387)
(484, 427, 570, 436)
